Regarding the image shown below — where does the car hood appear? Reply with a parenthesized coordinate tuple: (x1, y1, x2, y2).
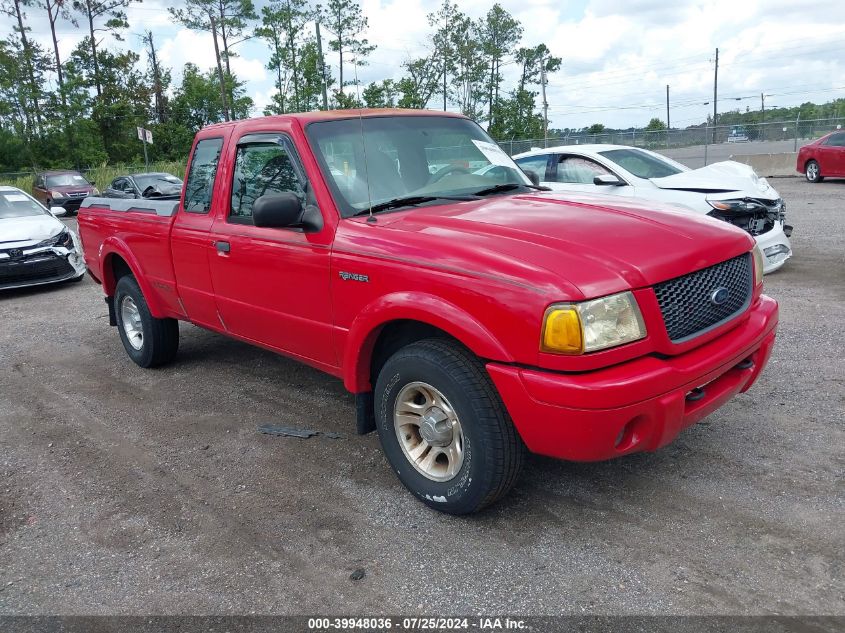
(0, 214, 63, 246)
(650, 161, 778, 199)
(371, 191, 753, 299)
(49, 185, 94, 194)
(141, 183, 182, 198)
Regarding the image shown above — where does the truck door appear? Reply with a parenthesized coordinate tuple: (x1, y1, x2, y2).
(171, 135, 227, 329)
(207, 132, 337, 370)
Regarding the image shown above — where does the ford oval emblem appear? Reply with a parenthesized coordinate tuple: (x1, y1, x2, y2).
(710, 286, 730, 306)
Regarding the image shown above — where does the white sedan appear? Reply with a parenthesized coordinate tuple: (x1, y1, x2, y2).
(513, 144, 793, 273)
(0, 186, 85, 290)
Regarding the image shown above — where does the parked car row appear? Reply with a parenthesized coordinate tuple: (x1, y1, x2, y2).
(29, 169, 183, 216)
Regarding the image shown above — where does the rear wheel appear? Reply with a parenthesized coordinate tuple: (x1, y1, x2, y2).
(374, 338, 525, 514)
(114, 275, 179, 368)
(805, 160, 823, 183)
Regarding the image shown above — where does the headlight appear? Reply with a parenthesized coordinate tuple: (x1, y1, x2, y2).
(37, 228, 73, 249)
(50, 190, 66, 199)
(708, 199, 765, 213)
(541, 291, 647, 355)
(752, 244, 764, 285)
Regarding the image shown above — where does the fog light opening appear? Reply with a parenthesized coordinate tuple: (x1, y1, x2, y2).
(614, 416, 647, 452)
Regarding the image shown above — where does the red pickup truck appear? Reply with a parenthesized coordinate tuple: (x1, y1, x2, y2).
(79, 109, 778, 514)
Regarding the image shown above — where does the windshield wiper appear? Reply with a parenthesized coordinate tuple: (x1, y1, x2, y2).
(353, 194, 476, 217)
(471, 182, 551, 196)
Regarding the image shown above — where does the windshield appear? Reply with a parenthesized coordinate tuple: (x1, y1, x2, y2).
(598, 148, 684, 179)
(45, 173, 90, 187)
(134, 174, 183, 191)
(0, 190, 49, 219)
(306, 115, 530, 217)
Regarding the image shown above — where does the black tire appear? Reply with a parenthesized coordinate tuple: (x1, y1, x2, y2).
(374, 338, 525, 514)
(805, 160, 823, 183)
(114, 275, 179, 368)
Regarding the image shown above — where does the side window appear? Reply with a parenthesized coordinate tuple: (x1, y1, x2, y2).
(111, 177, 124, 191)
(824, 132, 845, 147)
(554, 156, 612, 184)
(515, 155, 549, 180)
(183, 137, 224, 213)
(229, 141, 305, 223)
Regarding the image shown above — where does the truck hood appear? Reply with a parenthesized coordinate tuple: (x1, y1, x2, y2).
(650, 160, 779, 200)
(0, 214, 63, 246)
(374, 191, 753, 299)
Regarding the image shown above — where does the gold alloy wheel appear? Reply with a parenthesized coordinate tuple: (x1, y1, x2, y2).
(393, 381, 465, 482)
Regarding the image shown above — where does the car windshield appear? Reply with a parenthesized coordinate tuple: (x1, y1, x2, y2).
(0, 190, 48, 219)
(134, 174, 183, 191)
(45, 173, 89, 187)
(598, 148, 684, 179)
(306, 115, 531, 217)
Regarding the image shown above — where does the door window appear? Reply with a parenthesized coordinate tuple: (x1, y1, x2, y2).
(515, 155, 550, 180)
(183, 137, 224, 214)
(553, 156, 613, 184)
(229, 141, 305, 223)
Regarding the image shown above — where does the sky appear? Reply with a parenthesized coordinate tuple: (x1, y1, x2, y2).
(4, 0, 845, 133)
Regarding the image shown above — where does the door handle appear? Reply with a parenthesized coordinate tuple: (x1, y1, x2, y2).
(214, 240, 230, 253)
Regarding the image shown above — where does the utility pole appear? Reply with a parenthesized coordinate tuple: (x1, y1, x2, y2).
(541, 58, 549, 148)
(712, 47, 719, 143)
(761, 92, 765, 118)
(315, 21, 328, 110)
(666, 84, 670, 148)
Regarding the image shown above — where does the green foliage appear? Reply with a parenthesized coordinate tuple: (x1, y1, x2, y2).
(587, 123, 606, 134)
(645, 117, 666, 131)
(0, 160, 187, 190)
(321, 0, 374, 91)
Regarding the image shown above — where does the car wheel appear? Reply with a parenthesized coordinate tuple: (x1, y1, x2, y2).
(805, 160, 823, 183)
(114, 275, 179, 368)
(374, 338, 525, 514)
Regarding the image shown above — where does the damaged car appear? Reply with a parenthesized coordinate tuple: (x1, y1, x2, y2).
(514, 145, 793, 273)
(0, 186, 85, 290)
(103, 172, 183, 200)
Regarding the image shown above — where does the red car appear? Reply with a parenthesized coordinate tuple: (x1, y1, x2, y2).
(77, 110, 778, 514)
(797, 130, 845, 182)
(32, 170, 98, 215)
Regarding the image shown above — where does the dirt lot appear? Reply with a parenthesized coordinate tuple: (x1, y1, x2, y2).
(0, 178, 842, 616)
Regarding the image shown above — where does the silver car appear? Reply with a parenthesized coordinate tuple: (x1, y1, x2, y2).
(0, 186, 85, 290)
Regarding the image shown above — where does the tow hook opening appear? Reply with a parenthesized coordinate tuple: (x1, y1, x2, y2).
(736, 358, 754, 370)
(686, 387, 706, 402)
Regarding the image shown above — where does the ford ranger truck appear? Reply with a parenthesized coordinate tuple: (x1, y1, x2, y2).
(78, 110, 779, 515)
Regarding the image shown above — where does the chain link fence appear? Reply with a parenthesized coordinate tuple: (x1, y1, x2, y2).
(496, 117, 845, 162)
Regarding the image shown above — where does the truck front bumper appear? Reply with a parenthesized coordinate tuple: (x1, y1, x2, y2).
(487, 295, 778, 462)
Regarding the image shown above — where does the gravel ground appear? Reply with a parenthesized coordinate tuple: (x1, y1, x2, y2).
(0, 177, 842, 616)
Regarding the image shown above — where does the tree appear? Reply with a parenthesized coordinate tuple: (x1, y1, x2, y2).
(587, 123, 606, 134)
(42, 0, 77, 110)
(645, 117, 666, 131)
(142, 31, 170, 124)
(257, 0, 310, 114)
(362, 79, 397, 108)
(72, 0, 137, 98)
(1, 0, 46, 131)
(478, 3, 522, 130)
(169, 0, 257, 121)
(427, 0, 461, 111)
(321, 0, 374, 94)
(396, 56, 440, 109)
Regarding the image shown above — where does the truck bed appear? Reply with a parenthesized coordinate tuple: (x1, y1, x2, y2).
(78, 197, 182, 317)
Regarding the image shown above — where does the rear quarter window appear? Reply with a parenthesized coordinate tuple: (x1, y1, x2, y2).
(183, 137, 224, 213)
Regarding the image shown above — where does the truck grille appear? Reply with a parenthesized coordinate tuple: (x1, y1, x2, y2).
(654, 253, 753, 342)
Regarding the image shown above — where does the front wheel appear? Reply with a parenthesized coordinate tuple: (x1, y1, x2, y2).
(805, 160, 823, 183)
(114, 275, 179, 368)
(374, 338, 525, 514)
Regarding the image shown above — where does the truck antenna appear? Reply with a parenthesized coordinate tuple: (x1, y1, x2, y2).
(353, 58, 375, 223)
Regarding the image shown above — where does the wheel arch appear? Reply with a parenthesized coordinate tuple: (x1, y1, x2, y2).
(342, 293, 513, 394)
(101, 239, 167, 318)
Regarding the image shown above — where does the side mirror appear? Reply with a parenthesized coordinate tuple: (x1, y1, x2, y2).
(522, 169, 541, 186)
(594, 174, 625, 186)
(253, 192, 303, 228)
(50, 206, 67, 217)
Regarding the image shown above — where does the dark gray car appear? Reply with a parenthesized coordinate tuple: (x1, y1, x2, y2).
(103, 172, 183, 200)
